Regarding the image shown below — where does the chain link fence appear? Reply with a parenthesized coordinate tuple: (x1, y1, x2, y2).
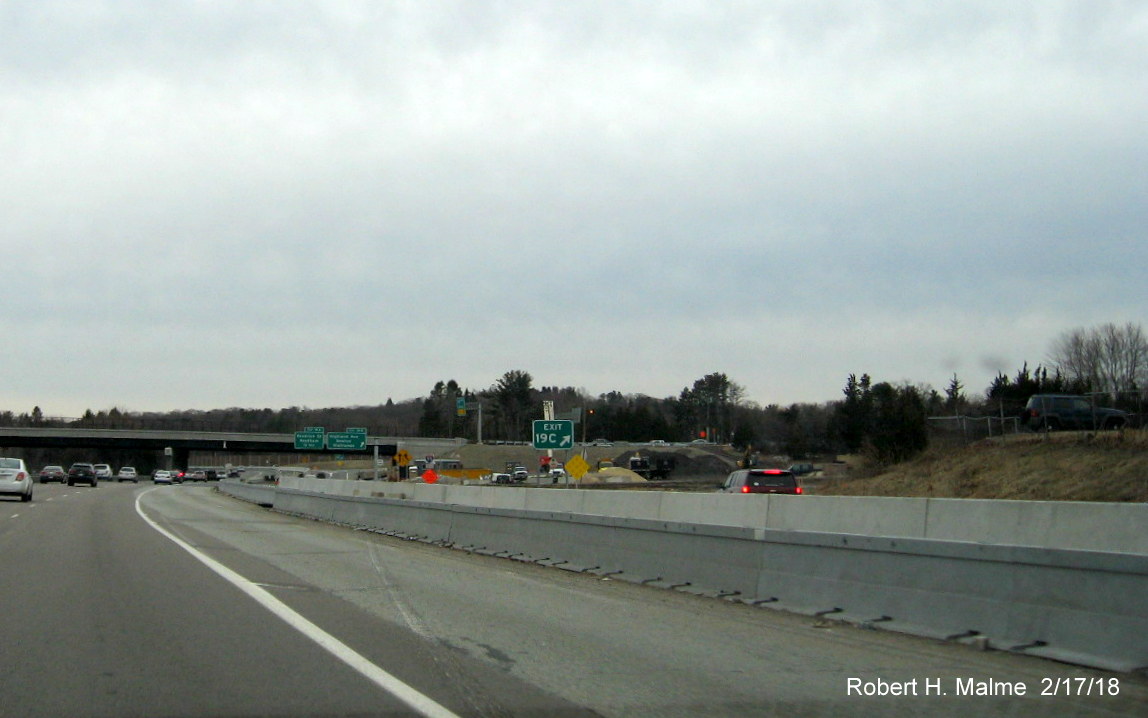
(930, 401, 1145, 447)
(927, 415, 1023, 446)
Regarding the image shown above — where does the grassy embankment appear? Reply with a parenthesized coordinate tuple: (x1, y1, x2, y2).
(815, 429, 1148, 502)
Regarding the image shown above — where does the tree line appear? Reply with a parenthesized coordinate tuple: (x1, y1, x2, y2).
(5, 322, 1144, 468)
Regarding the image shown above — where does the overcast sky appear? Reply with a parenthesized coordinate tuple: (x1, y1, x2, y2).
(3, 1, 1145, 418)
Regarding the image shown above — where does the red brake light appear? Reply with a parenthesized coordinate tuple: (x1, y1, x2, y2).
(795, 487, 803, 494)
(741, 486, 750, 493)
(763, 469, 783, 474)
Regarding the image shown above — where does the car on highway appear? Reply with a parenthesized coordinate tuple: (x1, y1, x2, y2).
(512, 466, 529, 482)
(0, 458, 33, 502)
(185, 470, 207, 482)
(67, 462, 99, 486)
(117, 466, 139, 482)
(38, 465, 67, 483)
(153, 470, 173, 485)
(719, 468, 803, 495)
(1021, 394, 1129, 431)
(93, 463, 114, 480)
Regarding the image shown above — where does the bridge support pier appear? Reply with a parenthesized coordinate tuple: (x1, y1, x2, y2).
(172, 447, 190, 470)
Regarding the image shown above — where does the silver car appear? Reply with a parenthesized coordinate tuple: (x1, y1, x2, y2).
(0, 458, 33, 502)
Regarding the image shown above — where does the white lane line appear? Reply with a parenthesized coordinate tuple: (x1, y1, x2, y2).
(134, 488, 459, 718)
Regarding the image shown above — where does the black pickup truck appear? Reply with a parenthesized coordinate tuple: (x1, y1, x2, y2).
(67, 462, 99, 487)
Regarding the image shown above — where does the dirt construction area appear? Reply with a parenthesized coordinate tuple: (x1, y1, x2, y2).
(451, 442, 741, 482)
(320, 442, 745, 488)
(314, 429, 1148, 501)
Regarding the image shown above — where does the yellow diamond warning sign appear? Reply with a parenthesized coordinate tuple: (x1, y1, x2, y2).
(565, 454, 590, 480)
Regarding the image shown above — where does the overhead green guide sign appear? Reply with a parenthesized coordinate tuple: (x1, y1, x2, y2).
(326, 431, 367, 451)
(294, 428, 325, 450)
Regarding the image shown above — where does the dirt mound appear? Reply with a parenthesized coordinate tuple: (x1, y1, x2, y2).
(583, 467, 647, 484)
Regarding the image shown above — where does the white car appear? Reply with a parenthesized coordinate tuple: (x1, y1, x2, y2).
(0, 458, 33, 502)
(116, 467, 139, 483)
(93, 463, 113, 480)
(153, 470, 173, 485)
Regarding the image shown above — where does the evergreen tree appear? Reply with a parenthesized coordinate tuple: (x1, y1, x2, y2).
(944, 374, 965, 416)
(833, 373, 872, 453)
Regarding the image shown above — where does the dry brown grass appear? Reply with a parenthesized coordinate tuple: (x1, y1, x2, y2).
(814, 429, 1148, 502)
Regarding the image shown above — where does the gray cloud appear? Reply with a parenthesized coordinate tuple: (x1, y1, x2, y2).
(3, 1, 1145, 416)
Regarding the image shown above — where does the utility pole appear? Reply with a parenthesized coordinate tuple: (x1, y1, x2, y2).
(465, 401, 483, 444)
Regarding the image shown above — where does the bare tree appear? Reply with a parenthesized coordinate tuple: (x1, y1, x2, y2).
(1049, 323, 1148, 399)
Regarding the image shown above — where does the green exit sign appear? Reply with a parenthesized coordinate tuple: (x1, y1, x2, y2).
(532, 420, 574, 450)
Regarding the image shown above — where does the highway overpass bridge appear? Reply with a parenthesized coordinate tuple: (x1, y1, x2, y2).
(0, 427, 403, 468)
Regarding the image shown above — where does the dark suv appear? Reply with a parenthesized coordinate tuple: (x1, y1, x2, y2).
(67, 462, 99, 487)
(720, 469, 803, 495)
(1021, 394, 1129, 431)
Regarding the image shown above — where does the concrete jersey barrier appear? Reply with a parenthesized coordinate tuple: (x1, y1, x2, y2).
(220, 479, 1148, 673)
(274, 477, 1148, 555)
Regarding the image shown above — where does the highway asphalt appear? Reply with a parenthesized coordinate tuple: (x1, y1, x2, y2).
(2, 481, 1145, 717)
